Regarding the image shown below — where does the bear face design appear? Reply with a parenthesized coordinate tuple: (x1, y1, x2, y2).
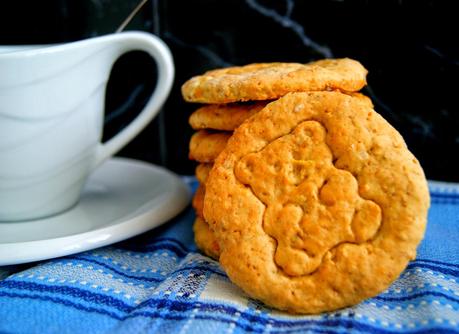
(235, 120, 382, 276)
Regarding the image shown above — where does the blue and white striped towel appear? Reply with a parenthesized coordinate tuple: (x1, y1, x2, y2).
(0, 178, 458, 333)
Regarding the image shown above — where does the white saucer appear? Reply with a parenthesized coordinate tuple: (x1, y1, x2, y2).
(0, 158, 190, 266)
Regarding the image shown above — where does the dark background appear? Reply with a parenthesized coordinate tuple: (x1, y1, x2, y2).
(1, 0, 458, 181)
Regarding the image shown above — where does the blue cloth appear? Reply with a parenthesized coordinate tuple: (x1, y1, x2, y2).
(0, 178, 458, 334)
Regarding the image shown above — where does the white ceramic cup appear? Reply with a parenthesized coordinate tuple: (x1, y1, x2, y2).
(0, 31, 174, 221)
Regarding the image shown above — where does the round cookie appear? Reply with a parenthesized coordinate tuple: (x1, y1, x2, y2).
(193, 217, 221, 260)
(182, 58, 367, 104)
(189, 102, 268, 131)
(189, 130, 231, 163)
(204, 91, 429, 314)
(192, 184, 205, 218)
(195, 163, 213, 185)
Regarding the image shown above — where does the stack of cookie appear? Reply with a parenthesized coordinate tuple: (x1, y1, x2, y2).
(182, 59, 430, 314)
(185, 59, 368, 260)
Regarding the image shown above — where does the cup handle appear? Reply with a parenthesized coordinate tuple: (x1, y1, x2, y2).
(93, 32, 174, 169)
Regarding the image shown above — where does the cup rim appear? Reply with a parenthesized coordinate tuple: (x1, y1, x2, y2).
(0, 31, 153, 58)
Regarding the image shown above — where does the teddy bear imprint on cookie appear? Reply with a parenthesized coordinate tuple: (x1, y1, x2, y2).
(235, 120, 382, 276)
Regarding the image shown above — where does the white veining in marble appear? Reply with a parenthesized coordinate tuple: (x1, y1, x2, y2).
(245, 0, 333, 58)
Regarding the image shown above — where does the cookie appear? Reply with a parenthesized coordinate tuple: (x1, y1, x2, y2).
(192, 184, 205, 218)
(204, 91, 429, 314)
(189, 130, 231, 163)
(195, 163, 213, 185)
(182, 58, 367, 104)
(193, 217, 221, 260)
(189, 102, 268, 131)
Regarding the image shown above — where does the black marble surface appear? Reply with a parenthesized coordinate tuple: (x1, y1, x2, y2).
(1, 0, 458, 181)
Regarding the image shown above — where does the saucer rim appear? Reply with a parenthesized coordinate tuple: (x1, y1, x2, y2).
(0, 157, 190, 266)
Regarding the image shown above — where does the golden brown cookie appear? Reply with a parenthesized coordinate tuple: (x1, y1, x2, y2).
(189, 130, 231, 163)
(189, 102, 268, 131)
(182, 58, 367, 104)
(195, 163, 213, 185)
(193, 217, 221, 260)
(192, 184, 205, 218)
(204, 91, 429, 314)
